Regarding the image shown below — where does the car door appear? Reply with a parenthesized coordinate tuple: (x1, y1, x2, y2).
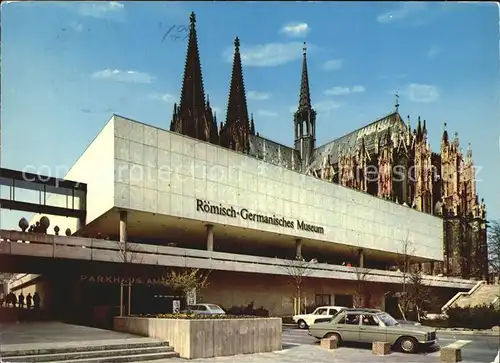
(196, 305, 209, 315)
(331, 313, 361, 342)
(359, 314, 386, 343)
(307, 307, 328, 325)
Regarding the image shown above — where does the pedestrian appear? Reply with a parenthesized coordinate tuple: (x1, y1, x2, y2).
(26, 293, 32, 310)
(33, 292, 41, 310)
(9, 292, 16, 307)
(18, 292, 25, 309)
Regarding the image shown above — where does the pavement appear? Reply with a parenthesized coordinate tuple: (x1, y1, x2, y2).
(0, 322, 498, 363)
(148, 343, 500, 363)
(280, 326, 500, 363)
(0, 321, 162, 357)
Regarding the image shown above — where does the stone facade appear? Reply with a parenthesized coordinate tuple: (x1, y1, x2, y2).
(169, 12, 487, 280)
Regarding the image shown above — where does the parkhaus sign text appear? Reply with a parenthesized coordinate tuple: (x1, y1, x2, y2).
(196, 199, 324, 234)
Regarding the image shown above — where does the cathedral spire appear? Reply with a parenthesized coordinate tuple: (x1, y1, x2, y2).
(179, 12, 206, 121)
(298, 42, 312, 112)
(250, 113, 255, 136)
(171, 12, 218, 143)
(220, 36, 251, 152)
(294, 42, 316, 172)
(225, 36, 250, 130)
(442, 122, 449, 143)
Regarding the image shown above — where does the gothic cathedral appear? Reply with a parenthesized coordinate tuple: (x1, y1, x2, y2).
(169, 12, 488, 280)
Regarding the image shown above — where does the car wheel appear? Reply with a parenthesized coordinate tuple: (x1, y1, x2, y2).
(298, 320, 308, 329)
(399, 336, 418, 354)
(324, 332, 342, 344)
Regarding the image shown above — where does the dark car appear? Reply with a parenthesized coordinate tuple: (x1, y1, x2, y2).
(308, 308, 437, 353)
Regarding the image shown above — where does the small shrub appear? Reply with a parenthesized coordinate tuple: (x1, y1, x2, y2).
(139, 313, 265, 320)
(224, 302, 269, 317)
(421, 317, 449, 329)
(447, 304, 500, 330)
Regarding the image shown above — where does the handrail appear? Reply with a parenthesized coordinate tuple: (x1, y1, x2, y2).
(0, 229, 475, 288)
(441, 280, 486, 312)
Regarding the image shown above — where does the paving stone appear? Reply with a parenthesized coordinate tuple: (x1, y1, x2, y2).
(440, 347, 462, 363)
(372, 341, 391, 356)
(320, 338, 337, 350)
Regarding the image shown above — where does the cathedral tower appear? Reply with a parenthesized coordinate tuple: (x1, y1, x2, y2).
(220, 36, 253, 152)
(170, 12, 218, 144)
(293, 42, 316, 172)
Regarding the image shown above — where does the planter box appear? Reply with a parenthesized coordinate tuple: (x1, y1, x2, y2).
(113, 316, 282, 359)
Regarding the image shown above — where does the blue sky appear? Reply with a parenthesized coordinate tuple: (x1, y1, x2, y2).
(1, 1, 499, 229)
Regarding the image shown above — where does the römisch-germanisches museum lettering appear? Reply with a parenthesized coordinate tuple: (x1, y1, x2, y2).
(196, 199, 324, 234)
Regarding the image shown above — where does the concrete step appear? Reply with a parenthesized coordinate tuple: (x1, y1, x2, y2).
(2, 346, 177, 362)
(35, 351, 179, 363)
(1, 340, 169, 357)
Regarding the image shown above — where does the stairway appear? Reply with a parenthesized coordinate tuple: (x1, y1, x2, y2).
(465, 284, 500, 307)
(0, 338, 179, 362)
(443, 281, 500, 311)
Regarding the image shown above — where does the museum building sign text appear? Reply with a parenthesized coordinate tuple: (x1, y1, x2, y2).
(196, 199, 324, 234)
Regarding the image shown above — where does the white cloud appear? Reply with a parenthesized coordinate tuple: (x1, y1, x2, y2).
(401, 83, 440, 103)
(280, 22, 310, 38)
(426, 45, 441, 59)
(247, 91, 271, 100)
(324, 85, 365, 96)
(288, 100, 341, 114)
(322, 59, 343, 71)
(151, 93, 176, 103)
(77, 2, 125, 19)
(224, 42, 312, 67)
(92, 69, 155, 84)
(314, 100, 341, 114)
(376, 3, 427, 24)
(70, 22, 84, 32)
(257, 110, 278, 117)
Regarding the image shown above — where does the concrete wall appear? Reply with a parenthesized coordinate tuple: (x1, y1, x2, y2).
(0, 230, 476, 291)
(31, 117, 116, 233)
(112, 115, 442, 260)
(113, 316, 282, 359)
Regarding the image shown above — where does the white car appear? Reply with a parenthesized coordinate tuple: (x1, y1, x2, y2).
(293, 305, 347, 329)
(181, 303, 226, 315)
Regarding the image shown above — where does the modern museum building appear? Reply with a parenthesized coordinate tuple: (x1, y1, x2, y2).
(5, 12, 483, 325)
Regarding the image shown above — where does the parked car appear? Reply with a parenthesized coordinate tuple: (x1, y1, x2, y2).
(181, 303, 226, 315)
(293, 306, 347, 329)
(397, 319, 422, 326)
(308, 308, 437, 353)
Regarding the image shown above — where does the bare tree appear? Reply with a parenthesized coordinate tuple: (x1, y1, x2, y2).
(160, 268, 210, 303)
(352, 266, 370, 308)
(488, 220, 500, 277)
(394, 236, 436, 321)
(279, 257, 315, 315)
(116, 240, 143, 264)
(406, 269, 436, 321)
(395, 235, 416, 320)
(116, 240, 143, 316)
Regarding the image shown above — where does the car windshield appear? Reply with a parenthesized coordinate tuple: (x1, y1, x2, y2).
(377, 313, 399, 326)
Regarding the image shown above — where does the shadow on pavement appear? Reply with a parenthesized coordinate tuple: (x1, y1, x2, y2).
(312, 339, 440, 355)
